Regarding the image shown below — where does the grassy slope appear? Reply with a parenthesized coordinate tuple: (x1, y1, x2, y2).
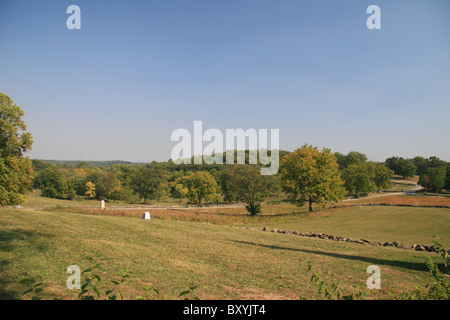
(24, 189, 192, 208)
(0, 207, 444, 300)
(245, 206, 450, 248)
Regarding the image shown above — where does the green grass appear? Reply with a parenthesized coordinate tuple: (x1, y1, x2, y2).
(0, 207, 445, 300)
(387, 183, 417, 192)
(244, 206, 450, 248)
(24, 189, 104, 207)
(24, 189, 192, 208)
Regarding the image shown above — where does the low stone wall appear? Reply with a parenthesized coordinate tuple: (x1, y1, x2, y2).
(236, 226, 439, 253)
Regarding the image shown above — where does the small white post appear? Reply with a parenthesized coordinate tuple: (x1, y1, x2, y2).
(142, 212, 151, 220)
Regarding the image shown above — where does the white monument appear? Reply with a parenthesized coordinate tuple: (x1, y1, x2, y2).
(142, 212, 151, 220)
(100, 200, 105, 209)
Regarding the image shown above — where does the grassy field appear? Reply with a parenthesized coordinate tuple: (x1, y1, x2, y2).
(245, 206, 450, 248)
(0, 204, 447, 300)
(387, 182, 417, 192)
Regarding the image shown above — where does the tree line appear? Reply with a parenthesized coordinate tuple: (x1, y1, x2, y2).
(29, 145, 450, 215)
(2, 91, 450, 214)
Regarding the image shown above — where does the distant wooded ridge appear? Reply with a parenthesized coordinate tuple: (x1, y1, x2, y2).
(32, 160, 142, 167)
(31, 149, 293, 167)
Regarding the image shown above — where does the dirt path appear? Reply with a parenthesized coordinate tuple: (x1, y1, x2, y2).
(342, 182, 423, 202)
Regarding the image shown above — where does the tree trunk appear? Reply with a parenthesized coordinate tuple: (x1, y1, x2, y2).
(308, 196, 313, 212)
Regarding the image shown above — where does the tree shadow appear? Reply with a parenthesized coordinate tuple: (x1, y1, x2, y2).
(0, 228, 52, 299)
(231, 240, 429, 272)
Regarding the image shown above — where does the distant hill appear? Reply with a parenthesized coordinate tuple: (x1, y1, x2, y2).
(31, 149, 293, 170)
(32, 159, 142, 167)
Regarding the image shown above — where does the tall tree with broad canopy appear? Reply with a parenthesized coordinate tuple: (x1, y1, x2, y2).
(371, 163, 394, 193)
(341, 162, 376, 197)
(385, 156, 416, 178)
(180, 171, 218, 206)
(130, 164, 168, 203)
(0, 92, 33, 205)
(221, 164, 279, 215)
(419, 166, 446, 194)
(280, 145, 346, 212)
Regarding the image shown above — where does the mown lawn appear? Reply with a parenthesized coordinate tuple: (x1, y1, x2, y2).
(244, 206, 450, 248)
(0, 207, 445, 300)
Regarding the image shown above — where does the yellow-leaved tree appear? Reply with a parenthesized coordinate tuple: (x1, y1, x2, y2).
(0, 92, 33, 206)
(280, 144, 345, 212)
(85, 181, 96, 199)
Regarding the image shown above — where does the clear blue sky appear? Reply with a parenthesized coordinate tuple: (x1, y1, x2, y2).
(0, 0, 449, 162)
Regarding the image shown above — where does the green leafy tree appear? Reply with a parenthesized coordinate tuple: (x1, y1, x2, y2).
(0, 92, 33, 205)
(419, 166, 446, 194)
(221, 165, 273, 215)
(341, 162, 376, 197)
(445, 165, 450, 191)
(130, 165, 168, 203)
(169, 177, 189, 201)
(280, 145, 346, 212)
(35, 166, 70, 199)
(345, 151, 368, 167)
(412, 156, 428, 176)
(372, 163, 394, 192)
(385, 157, 416, 178)
(180, 171, 218, 206)
(219, 166, 241, 203)
(398, 159, 417, 179)
(98, 171, 122, 201)
(334, 151, 367, 169)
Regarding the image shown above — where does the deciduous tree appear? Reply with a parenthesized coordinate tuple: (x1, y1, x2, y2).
(341, 162, 376, 197)
(280, 145, 345, 212)
(131, 165, 168, 203)
(0, 92, 33, 205)
(180, 171, 218, 206)
(221, 165, 275, 215)
(372, 164, 394, 193)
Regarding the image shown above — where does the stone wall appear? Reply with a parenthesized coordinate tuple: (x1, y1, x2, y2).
(236, 226, 439, 253)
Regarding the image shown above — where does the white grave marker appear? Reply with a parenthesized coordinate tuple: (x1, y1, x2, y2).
(142, 212, 151, 220)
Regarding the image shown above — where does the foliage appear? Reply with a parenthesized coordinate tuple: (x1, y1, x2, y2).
(220, 164, 279, 215)
(130, 164, 168, 203)
(169, 178, 189, 200)
(307, 235, 449, 300)
(20, 277, 46, 300)
(35, 166, 73, 200)
(419, 166, 446, 194)
(341, 162, 376, 197)
(135, 285, 160, 300)
(0, 92, 33, 205)
(84, 181, 96, 199)
(305, 261, 369, 300)
(334, 151, 367, 170)
(21, 255, 199, 301)
(280, 145, 346, 211)
(400, 235, 449, 300)
(179, 171, 218, 206)
(178, 283, 200, 300)
(385, 157, 416, 178)
(371, 163, 394, 192)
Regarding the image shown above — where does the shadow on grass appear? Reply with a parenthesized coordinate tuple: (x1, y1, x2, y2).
(231, 240, 429, 272)
(0, 228, 52, 299)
